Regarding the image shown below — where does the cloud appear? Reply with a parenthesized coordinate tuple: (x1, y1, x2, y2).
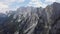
(0, 0, 15, 13)
(0, 0, 60, 13)
(45, 0, 56, 3)
(4, 0, 25, 4)
(26, 0, 41, 7)
(41, 3, 47, 8)
(18, 0, 25, 3)
(31, 0, 38, 2)
(5, 0, 16, 2)
(56, 0, 60, 3)
(44, 0, 60, 4)
(0, 2, 8, 8)
(45, 0, 60, 3)
(0, 0, 24, 5)
(27, 2, 41, 7)
(26, 0, 47, 8)
(0, 2, 9, 13)
(0, 0, 26, 13)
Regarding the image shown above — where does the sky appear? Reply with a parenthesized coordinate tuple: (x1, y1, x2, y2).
(0, 0, 60, 13)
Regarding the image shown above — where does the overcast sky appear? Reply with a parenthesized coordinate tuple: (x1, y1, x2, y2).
(0, 0, 60, 13)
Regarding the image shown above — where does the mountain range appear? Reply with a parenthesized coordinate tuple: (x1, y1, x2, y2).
(0, 2, 60, 34)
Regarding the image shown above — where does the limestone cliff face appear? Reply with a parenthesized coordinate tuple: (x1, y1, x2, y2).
(44, 2, 60, 34)
(50, 2, 60, 34)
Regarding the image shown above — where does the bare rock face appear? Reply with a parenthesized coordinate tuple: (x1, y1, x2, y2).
(44, 2, 60, 34)
(18, 7, 44, 34)
(50, 2, 60, 34)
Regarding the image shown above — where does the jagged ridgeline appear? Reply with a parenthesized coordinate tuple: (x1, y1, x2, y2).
(0, 2, 60, 34)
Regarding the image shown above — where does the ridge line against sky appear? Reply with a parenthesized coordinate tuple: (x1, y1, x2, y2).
(0, 0, 60, 13)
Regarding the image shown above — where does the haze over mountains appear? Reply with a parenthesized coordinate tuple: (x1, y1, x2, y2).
(0, 2, 60, 34)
